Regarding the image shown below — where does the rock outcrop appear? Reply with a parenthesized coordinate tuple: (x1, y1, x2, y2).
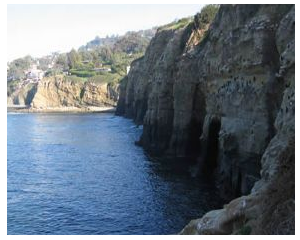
(7, 82, 37, 106)
(8, 76, 119, 111)
(116, 4, 295, 234)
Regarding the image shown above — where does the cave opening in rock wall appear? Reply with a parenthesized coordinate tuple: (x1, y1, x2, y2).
(187, 118, 203, 160)
(187, 86, 206, 162)
(204, 118, 221, 176)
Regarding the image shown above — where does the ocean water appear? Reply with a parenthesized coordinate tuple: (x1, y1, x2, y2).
(7, 113, 221, 235)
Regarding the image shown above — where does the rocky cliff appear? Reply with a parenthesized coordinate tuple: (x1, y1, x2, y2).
(116, 4, 295, 234)
(8, 76, 119, 111)
(7, 82, 37, 106)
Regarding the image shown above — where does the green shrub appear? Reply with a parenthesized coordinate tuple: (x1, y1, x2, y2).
(45, 69, 63, 77)
(158, 17, 193, 31)
(171, 17, 193, 30)
(194, 4, 219, 29)
(7, 80, 20, 96)
(69, 69, 96, 78)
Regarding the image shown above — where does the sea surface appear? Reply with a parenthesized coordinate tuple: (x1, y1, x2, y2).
(7, 113, 222, 235)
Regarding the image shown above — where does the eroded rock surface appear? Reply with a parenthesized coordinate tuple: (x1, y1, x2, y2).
(7, 82, 37, 106)
(116, 4, 295, 234)
(8, 76, 119, 110)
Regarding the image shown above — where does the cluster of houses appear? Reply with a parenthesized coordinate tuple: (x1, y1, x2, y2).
(23, 54, 57, 83)
(8, 51, 132, 84)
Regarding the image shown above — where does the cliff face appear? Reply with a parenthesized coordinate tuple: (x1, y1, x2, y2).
(116, 28, 178, 125)
(116, 4, 295, 234)
(7, 82, 37, 106)
(8, 76, 119, 110)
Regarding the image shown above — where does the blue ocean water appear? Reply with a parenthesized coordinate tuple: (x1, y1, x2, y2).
(7, 113, 221, 235)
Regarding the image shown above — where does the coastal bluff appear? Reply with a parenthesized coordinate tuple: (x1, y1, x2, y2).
(7, 76, 119, 112)
(116, 5, 295, 234)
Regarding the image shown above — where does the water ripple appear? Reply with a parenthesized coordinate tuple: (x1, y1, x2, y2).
(7, 113, 222, 235)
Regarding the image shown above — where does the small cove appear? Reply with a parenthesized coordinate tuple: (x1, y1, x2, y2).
(7, 113, 222, 234)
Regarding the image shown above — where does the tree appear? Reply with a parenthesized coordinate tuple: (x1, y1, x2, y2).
(78, 50, 93, 62)
(98, 46, 113, 63)
(7, 55, 33, 81)
(67, 49, 81, 69)
(55, 53, 68, 71)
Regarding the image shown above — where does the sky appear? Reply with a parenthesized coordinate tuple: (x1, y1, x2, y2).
(7, 4, 203, 62)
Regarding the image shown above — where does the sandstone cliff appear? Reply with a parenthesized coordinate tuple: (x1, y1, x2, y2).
(8, 76, 119, 111)
(116, 4, 295, 234)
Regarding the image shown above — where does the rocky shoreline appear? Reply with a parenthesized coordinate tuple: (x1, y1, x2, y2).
(7, 75, 119, 113)
(7, 106, 116, 113)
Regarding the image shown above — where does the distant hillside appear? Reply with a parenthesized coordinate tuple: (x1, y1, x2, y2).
(7, 27, 157, 84)
(113, 31, 154, 54)
(80, 28, 156, 52)
(7, 27, 157, 111)
(84, 36, 117, 49)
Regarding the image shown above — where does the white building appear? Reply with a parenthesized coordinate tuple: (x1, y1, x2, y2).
(25, 64, 44, 81)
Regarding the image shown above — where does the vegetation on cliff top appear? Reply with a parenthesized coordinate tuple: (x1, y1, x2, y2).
(158, 17, 193, 31)
(7, 29, 156, 85)
(157, 4, 219, 32)
(189, 4, 220, 50)
(7, 56, 33, 81)
(64, 72, 122, 85)
(55, 31, 153, 81)
(194, 4, 219, 29)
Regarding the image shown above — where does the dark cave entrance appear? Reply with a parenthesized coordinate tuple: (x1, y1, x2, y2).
(186, 85, 207, 162)
(204, 118, 221, 176)
(187, 117, 203, 160)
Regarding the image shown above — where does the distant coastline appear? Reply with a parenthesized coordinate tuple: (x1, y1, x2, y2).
(7, 105, 116, 113)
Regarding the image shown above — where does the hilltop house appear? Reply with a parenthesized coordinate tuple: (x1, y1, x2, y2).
(25, 64, 44, 82)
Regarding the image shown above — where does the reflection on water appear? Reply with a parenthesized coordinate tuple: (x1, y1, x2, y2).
(7, 113, 222, 235)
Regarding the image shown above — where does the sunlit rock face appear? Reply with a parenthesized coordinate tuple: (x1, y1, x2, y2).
(8, 76, 119, 109)
(117, 4, 295, 234)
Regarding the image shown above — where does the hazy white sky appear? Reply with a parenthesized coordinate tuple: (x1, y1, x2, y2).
(7, 4, 203, 62)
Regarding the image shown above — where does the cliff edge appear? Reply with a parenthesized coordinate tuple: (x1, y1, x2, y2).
(116, 4, 295, 234)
